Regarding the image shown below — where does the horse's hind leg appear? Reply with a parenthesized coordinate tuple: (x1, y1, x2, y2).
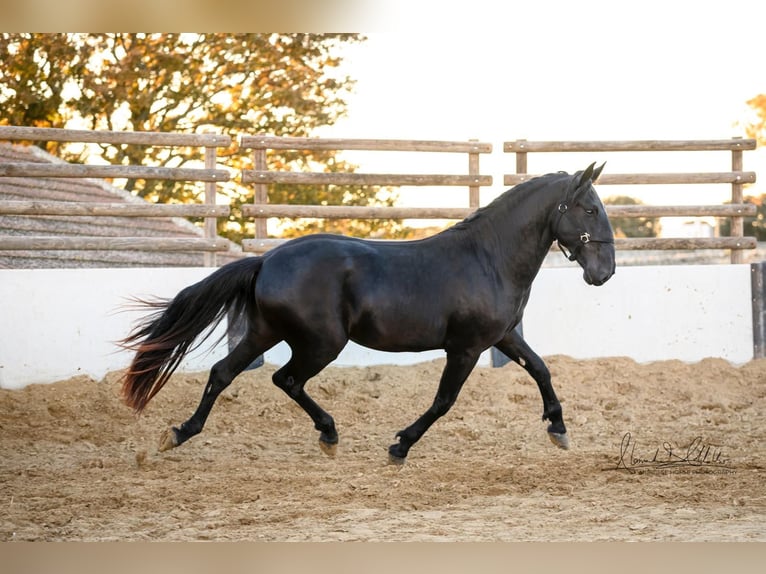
(158, 330, 275, 452)
(388, 350, 480, 464)
(494, 329, 569, 449)
(272, 343, 344, 456)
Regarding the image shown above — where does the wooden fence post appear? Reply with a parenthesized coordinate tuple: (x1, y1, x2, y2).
(468, 139, 481, 208)
(253, 145, 268, 240)
(515, 139, 528, 177)
(204, 145, 218, 267)
(731, 136, 745, 264)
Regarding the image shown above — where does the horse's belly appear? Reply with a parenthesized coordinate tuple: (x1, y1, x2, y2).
(349, 333, 443, 354)
(347, 308, 446, 353)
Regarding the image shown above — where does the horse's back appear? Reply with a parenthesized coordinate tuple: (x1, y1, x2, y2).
(257, 234, 442, 300)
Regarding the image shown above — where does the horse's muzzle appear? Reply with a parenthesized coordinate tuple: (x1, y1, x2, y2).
(584, 269, 613, 286)
(579, 242, 615, 286)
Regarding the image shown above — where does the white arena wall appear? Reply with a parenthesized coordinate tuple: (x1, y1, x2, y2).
(0, 263, 755, 390)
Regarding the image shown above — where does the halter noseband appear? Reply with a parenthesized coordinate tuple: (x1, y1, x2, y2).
(553, 200, 613, 262)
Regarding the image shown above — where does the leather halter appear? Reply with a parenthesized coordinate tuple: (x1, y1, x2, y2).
(552, 200, 614, 262)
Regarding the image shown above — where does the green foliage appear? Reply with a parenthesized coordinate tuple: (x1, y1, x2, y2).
(602, 195, 659, 238)
(0, 34, 81, 154)
(745, 94, 766, 146)
(0, 33, 412, 240)
(723, 95, 766, 241)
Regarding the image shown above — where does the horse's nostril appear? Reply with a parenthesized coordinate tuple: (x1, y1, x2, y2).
(600, 269, 615, 284)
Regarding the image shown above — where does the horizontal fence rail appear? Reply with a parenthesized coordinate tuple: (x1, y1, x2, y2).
(242, 204, 475, 220)
(0, 201, 230, 217)
(0, 125, 231, 147)
(243, 203, 757, 220)
(243, 237, 760, 255)
(240, 136, 492, 153)
(242, 172, 490, 187)
(0, 163, 229, 182)
(504, 172, 756, 186)
(616, 237, 756, 250)
(504, 139, 758, 152)
(0, 237, 231, 251)
(505, 138, 758, 264)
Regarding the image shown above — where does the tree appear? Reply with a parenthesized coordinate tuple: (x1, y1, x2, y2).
(720, 95, 766, 241)
(602, 195, 659, 238)
(0, 33, 411, 241)
(0, 34, 83, 155)
(745, 94, 766, 145)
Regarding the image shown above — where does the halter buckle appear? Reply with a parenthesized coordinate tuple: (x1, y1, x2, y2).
(580, 231, 591, 244)
(557, 203, 568, 214)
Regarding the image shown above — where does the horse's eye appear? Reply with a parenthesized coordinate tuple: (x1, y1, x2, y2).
(584, 208, 595, 215)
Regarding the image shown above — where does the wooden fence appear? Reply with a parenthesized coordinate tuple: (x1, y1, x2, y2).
(0, 125, 232, 266)
(0, 126, 759, 265)
(505, 138, 758, 263)
(238, 135, 492, 253)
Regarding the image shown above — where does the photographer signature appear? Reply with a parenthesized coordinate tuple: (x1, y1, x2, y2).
(615, 432, 732, 473)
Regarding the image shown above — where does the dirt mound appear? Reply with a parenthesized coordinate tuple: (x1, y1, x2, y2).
(2, 355, 765, 541)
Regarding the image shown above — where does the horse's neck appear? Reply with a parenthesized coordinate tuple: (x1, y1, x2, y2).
(472, 181, 562, 285)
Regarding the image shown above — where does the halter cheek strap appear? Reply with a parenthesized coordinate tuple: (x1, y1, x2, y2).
(553, 202, 613, 262)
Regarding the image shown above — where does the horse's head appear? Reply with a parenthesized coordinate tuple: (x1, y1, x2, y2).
(553, 163, 615, 286)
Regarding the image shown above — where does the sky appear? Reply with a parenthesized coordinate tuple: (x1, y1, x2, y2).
(316, 1, 766, 211)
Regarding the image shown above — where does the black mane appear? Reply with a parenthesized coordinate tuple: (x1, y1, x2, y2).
(450, 171, 571, 232)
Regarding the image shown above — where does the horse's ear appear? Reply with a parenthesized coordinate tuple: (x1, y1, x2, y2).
(577, 162, 596, 187)
(570, 162, 596, 202)
(592, 162, 606, 182)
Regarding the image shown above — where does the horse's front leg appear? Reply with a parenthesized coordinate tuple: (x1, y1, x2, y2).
(494, 328, 569, 449)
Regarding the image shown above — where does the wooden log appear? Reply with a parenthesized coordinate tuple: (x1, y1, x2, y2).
(239, 136, 492, 153)
(0, 236, 231, 252)
(503, 139, 757, 152)
(243, 204, 472, 220)
(242, 203, 757, 220)
(5, 201, 750, 221)
(504, 172, 756, 186)
(252, 148, 268, 239)
(616, 237, 756, 250)
(243, 236, 757, 254)
(0, 163, 230, 181)
(468, 140, 481, 208)
(241, 171, 491, 187)
(731, 140, 746, 264)
(0, 201, 230, 217)
(204, 145, 219, 267)
(605, 204, 756, 217)
(0, 125, 231, 147)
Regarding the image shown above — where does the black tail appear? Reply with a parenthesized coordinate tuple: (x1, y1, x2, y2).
(120, 256, 263, 413)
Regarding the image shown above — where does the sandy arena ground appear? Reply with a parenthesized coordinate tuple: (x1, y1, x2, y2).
(1, 355, 765, 541)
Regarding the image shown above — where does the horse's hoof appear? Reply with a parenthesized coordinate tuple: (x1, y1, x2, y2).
(548, 431, 570, 450)
(387, 443, 408, 465)
(388, 452, 407, 466)
(318, 438, 338, 457)
(158, 427, 179, 452)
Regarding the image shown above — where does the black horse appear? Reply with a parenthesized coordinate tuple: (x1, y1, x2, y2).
(121, 162, 614, 463)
